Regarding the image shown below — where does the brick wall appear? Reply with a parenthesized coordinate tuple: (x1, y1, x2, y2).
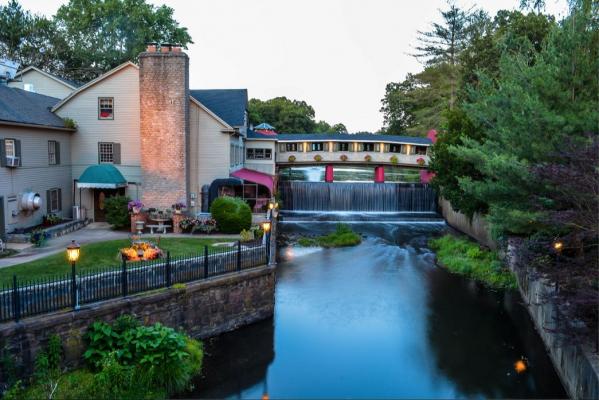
(139, 49, 190, 210)
(0, 266, 275, 379)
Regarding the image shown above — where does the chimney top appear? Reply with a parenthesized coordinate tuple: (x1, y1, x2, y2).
(144, 43, 183, 53)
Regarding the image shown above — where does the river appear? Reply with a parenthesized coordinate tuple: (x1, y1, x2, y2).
(185, 212, 566, 399)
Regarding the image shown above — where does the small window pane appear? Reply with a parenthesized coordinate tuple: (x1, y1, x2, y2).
(99, 142, 114, 163)
(48, 141, 57, 165)
(98, 98, 114, 120)
(5, 139, 15, 157)
(50, 189, 59, 212)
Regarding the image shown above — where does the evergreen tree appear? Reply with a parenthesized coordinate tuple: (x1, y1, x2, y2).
(449, 2, 598, 236)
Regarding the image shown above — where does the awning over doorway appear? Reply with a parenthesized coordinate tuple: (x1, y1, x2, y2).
(230, 168, 274, 193)
(77, 165, 127, 189)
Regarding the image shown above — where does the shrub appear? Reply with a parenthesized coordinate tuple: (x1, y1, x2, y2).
(340, 154, 348, 161)
(416, 157, 425, 166)
(240, 229, 253, 242)
(63, 118, 77, 129)
(313, 154, 323, 162)
(210, 197, 251, 234)
(104, 195, 131, 229)
(29, 228, 49, 247)
(84, 316, 203, 395)
(288, 155, 296, 162)
(364, 154, 372, 162)
(390, 155, 398, 164)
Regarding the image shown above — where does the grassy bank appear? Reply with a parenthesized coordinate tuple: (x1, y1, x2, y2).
(298, 224, 362, 248)
(0, 238, 233, 285)
(429, 234, 517, 289)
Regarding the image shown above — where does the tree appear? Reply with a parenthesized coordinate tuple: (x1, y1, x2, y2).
(429, 108, 487, 217)
(0, 1, 65, 73)
(380, 64, 453, 136)
(414, 1, 474, 109)
(249, 97, 346, 133)
(449, 2, 598, 237)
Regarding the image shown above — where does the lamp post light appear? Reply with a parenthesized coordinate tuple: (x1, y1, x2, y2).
(66, 240, 81, 310)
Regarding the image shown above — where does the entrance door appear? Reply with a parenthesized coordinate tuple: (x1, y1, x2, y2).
(0, 196, 5, 241)
(93, 189, 124, 222)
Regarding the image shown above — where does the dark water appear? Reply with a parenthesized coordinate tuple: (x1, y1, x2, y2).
(186, 214, 567, 399)
(279, 181, 437, 212)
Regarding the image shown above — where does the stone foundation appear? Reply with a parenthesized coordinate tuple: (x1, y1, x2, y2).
(0, 265, 275, 379)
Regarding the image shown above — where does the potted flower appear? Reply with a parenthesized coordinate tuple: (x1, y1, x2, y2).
(340, 154, 348, 162)
(128, 200, 144, 214)
(416, 157, 426, 166)
(288, 155, 296, 163)
(172, 202, 186, 214)
(313, 154, 323, 162)
(390, 155, 398, 164)
(364, 154, 372, 162)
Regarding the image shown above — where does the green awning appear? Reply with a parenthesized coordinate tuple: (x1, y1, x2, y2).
(77, 165, 127, 189)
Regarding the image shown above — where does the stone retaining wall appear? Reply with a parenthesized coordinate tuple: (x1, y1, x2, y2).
(506, 240, 599, 400)
(439, 198, 598, 399)
(0, 265, 275, 378)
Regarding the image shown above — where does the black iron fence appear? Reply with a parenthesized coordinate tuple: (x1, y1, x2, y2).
(0, 240, 268, 323)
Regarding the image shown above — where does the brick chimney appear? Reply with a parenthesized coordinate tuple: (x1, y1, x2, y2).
(139, 44, 190, 210)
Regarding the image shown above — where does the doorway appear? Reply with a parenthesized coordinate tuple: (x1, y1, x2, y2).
(93, 188, 124, 222)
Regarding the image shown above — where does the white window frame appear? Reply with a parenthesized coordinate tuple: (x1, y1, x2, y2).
(98, 97, 114, 120)
(5, 139, 15, 158)
(48, 140, 57, 165)
(311, 142, 324, 151)
(285, 143, 298, 152)
(246, 148, 272, 160)
(49, 188, 60, 213)
(98, 142, 114, 163)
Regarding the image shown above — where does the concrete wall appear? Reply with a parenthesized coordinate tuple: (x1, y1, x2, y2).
(139, 50, 190, 210)
(0, 265, 275, 377)
(506, 239, 599, 400)
(439, 197, 496, 249)
(0, 125, 73, 232)
(8, 69, 74, 100)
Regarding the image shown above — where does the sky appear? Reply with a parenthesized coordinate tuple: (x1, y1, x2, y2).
(16, 0, 569, 133)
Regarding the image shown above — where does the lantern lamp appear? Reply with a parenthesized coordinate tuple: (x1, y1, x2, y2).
(66, 240, 81, 264)
(553, 241, 564, 252)
(261, 221, 272, 233)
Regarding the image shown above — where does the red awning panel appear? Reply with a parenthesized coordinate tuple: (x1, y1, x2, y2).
(230, 168, 274, 193)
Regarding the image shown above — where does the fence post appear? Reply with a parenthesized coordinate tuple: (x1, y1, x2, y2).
(121, 258, 128, 297)
(71, 263, 77, 310)
(237, 240, 242, 271)
(166, 251, 172, 287)
(203, 246, 209, 278)
(12, 275, 19, 322)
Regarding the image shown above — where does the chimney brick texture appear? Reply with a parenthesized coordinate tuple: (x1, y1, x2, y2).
(139, 51, 190, 210)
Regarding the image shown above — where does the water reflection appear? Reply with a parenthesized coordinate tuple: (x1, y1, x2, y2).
(188, 217, 566, 399)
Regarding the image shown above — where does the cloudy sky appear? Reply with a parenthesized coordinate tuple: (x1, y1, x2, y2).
(17, 0, 568, 132)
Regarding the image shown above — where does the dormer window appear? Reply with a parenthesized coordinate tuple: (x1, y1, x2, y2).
(98, 97, 114, 120)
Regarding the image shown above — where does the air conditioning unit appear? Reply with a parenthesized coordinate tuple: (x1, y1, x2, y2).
(6, 156, 19, 167)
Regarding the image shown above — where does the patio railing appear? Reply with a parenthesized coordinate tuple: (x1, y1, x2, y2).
(0, 240, 268, 323)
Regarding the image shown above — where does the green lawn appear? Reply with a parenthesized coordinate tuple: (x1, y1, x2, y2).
(0, 237, 237, 285)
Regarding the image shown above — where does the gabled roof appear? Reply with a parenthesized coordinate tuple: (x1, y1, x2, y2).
(189, 89, 247, 127)
(0, 85, 68, 130)
(52, 62, 138, 112)
(13, 66, 81, 89)
(275, 133, 432, 145)
(189, 96, 233, 130)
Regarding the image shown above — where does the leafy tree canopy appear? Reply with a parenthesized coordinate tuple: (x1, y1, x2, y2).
(249, 97, 347, 133)
(0, 0, 192, 82)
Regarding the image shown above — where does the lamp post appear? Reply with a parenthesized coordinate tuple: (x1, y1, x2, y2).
(66, 240, 81, 310)
(261, 220, 272, 263)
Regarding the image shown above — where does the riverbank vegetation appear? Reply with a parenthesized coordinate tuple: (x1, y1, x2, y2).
(429, 235, 517, 290)
(383, 0, 597, 344)
(3, 316, 202, 399)
(298, 224, 361, 248)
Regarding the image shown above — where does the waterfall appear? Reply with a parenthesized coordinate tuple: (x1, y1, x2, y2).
(279, 181, 438, 212)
